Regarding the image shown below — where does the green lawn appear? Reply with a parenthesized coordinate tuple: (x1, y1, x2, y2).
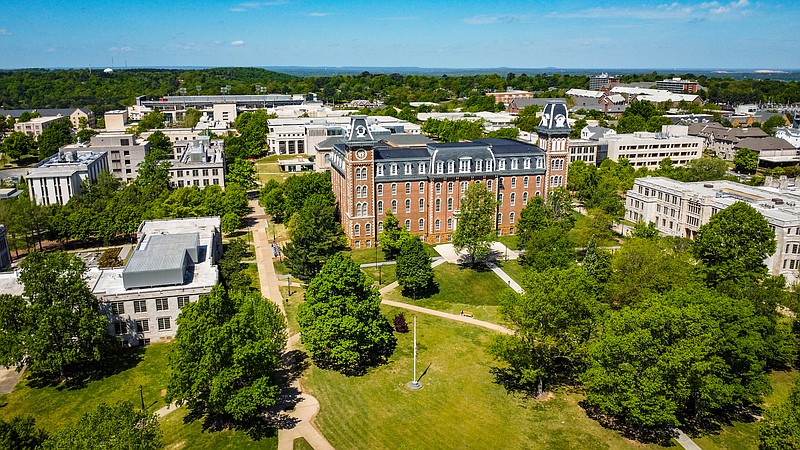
(160, 406, 277, 450)
(273, 260, 291, 276)
(495, 259, 528, 286)
(495, 234, 520, 250)
(693, 369, 798, 450)
(361, 265, 397, 288)
(382, 262, 512, 325)
(303, 307, 664, 450)
(292, 437, 314, 450)
(0, 344, 172, 433)
(343, 244, 438, 267)
(280, 285, 306, 335)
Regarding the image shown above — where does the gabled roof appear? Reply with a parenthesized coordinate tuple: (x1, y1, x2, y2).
(0, 108, 91, 118)
(735, 137, 795, 152)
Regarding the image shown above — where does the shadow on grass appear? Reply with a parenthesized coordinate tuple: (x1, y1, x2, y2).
(678, 405, 760, 440)
(400, 281, 440, 300)
(579, 400, 677, 446)
(456, 261, 494, 272)
(25, 345, 146, 390)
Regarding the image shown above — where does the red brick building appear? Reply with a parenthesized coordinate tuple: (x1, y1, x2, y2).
(331, 106, 574, 248)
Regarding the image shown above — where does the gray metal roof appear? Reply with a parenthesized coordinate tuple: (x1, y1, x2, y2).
(124, 232, 199, 275)
(0, 108, 90, 118)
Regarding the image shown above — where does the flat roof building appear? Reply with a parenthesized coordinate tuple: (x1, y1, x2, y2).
(26, 148, 109, 205)
(656, 78, 700, 94)
(603, 126, 704, 169)
(167, 136, 226, 189)
(13, 115, 69, 138)
(0, 108, 94, 130)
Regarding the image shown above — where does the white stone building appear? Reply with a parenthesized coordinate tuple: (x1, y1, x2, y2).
(26, 148, 109, 206)
(167, 136, 226, 189)
(626, 176, 800, 283)
(603, 125, 703, 169)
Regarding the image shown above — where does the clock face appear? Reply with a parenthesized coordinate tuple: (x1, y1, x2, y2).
(356, 149, 367, 160)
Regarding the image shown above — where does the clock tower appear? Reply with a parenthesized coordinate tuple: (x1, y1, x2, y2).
(536, 101, 571, 196)
(342, 116, 378, 247)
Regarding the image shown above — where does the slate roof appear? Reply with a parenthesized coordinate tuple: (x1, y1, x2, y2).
(0, 108, 91, 118)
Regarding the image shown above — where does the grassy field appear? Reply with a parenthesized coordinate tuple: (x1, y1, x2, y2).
(361, 264, 398, 288)
(0, 344, 172, 433)
(160, 406, 277, 450)
(292, 437, 314, 450)
(495, 259, 528, 286)
(495, 235, 520, 250)
(382, 262, 512, 325)
(303, 307, 664, 450)
(342, 244, 438, 267)
(693, 369, 798, 450)
(280, 285, 306, 335)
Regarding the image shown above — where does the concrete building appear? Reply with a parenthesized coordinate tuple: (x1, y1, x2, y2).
(776, 117, 800, 148)
(129, 94, 317, 126)
(567, 126, 615, 164)
(87, 217, 222, 346)
(26, 147, 109, 205)
(602, 125, 703, 169)
(13, 115, 69, 138)
(103, 110, 129, 131)
(589, 73, 620, 90)
(330, 116, 550, 248)
(485, 89, 535, 105)
(656, 78, 700, 93)
(167, 136, 226, 189)
(0, 225, 10, 270)
(0, 108, 94, 130)
(63, 133, 149, 183)
(140, 128, 206, 159)
(625, 176, 800, 283)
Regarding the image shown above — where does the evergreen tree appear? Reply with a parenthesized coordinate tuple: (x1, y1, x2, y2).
(396, 236, 434, 298)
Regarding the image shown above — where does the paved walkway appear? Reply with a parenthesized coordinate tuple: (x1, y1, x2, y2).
(486, 262, 524, 294)
(248, 200, 334, 450)
(0, 367, 24, 395)
(671, 428, 703, 450)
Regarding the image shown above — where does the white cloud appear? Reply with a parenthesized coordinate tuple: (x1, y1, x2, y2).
(229, 1, 287, 12)
(556, 0, 750, 20)
(231, 40, 246, 46)
(463, 14, 529, 25)
(0, 28, 12, 36)
(309, 12, 331, 17)
(109, 46, 134, 52)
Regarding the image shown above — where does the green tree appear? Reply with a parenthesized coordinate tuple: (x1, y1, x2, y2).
(490, 266, 604, 397)
(76, 128, 99, 143)
(759, 377, 800, 450)
(616, 114, 647, 134)
(1, 131, 36, 160)
(145, 130, 172, 154)
(683, 157, 728, 181)
(453, 182, 499, 265)
(134, 147, 172, 199)
(691, 201, 776, 287)
(225, 158, 257, 190)
(521, 226, 575, 271)
(180, 108, 202, 128)
(233, 110, 270, 158)
(42, 401, 161, 450)
(761, 115, 787, 137)
(378, 211, 409, 259)
(37, 121, 74, 160)
(167, 286, 286, 423)
(396, 236, 434, 298)
(630, 221, 659, 240)
(0, 252, 112, 380)
(511, 105, 541, 133)
(734, 147, 759, 173)
(569, 118, 587, 139)
(485, 127, 520, 139)
(283, 194, 346, 280)
(0, 415, 48, 450)
(137, 110, 166, 132)
(297, 253, 396, 375)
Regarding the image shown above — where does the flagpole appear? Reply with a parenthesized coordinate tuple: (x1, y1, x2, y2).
(407, 315, 422, 390)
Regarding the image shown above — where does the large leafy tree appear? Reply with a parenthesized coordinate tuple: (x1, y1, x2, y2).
(37, 120, 74, 160)
(145, 130, 172, 154)
(297, 253, 396, 375)
(41, 401, 161, 450)
(521, 225, 574, 272)
(734, 147, 759, 173)
(0, 415, 48, 450)
(490, 266, 605, 397)
(233, 110, 270, 158)
(453, 182, 498, 265)
(1, 131, 36, 160)
(283, 194, 346, 280)
(167, 286, 286, 422)
(759, 377, 800, 450)
(378, 211, 410, 259)
(691, 201, 776, 287)
(396, 236, 434, 298)
(136, 111, 166, 132)
(225, 158, 258, 190)
(0, 251, 112, 380)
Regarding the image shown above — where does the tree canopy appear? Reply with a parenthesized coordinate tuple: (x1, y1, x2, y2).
(283, 194, 346, 280)
(37, 120, 74, 160)
(452, 182, 498, 264)
(41, 401, 161, 450)
(297, 253, 396, 375)
(395, 236, 435, 298)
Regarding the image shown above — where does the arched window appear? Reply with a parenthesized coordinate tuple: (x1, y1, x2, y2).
(511, 177, 516, 188)
(447, 218, 453, 230)
(536, 176, 541, 187)
(405, 199, 411, 213)
(419, 218, 425, 230)
(354, 224, 361, 236)
(377, 200, 384, 215)
(523, 176, 529, 188)
(419, 198, 424, 212)
(436, 199, 441, 212)
(447, 198, 453, 211)
(377, 184, 383, 196)
(436, 182, 442, 194)
(461, 181, 468, 193)
(523, 192, 529, 205)
(405, 219, 411, 231)
(510, 193, 516, 206)
(535, 191, 541, 197)
(448, 182, 454, 194)
(510, 212, 515, 224)
(405, 182, 411, 195)
(498, 193, 503, 205)
(497, 213, 502, 224)
(391, 183, 397, 195)
(355, 186, 361, 198)
(435, 219, 441, 231)
(356, 203, 362, 216)
(419, 182, 425, 194)
(487, 180, 493, 190)
(378, 221, 383, 232)
(365, 223, 372, 236)
(392, 200, 398, 213)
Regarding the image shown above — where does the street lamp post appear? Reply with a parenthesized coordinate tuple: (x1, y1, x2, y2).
(139, 385, 145, 410)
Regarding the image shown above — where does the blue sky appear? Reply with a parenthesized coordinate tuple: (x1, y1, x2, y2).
(1, 0, 797, 69)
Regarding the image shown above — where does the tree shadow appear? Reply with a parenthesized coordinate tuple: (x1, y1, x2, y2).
(579, 400, 676, 446)
(457, 261, 493, 272)
(27, 345, 145, 390)
(678, 405, 760, 439)
(400, 281, 440, 299)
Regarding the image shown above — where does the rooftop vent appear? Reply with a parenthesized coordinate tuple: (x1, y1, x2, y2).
(704, 183, 714, 188)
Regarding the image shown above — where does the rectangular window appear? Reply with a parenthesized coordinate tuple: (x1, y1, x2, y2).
(157, 317, 171, 331)
(133, 300, 147, 313)
(155, 298, 169, 311)
(110, 302, 125, 315)
(136, 319, 149, 333)
(177, 296, 190, 308)
(113, 321, 127, 335)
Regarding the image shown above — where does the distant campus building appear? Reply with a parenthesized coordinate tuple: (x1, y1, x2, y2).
(626, 177, 800, 283)
(26, 147, 109, 206)
(330, 103, 570, 248)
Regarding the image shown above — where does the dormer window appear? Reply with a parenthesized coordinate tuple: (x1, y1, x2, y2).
(524, 158, 531, 169)
(498, 159, 506, 170)
(511, 158, 518, 170)
(390, 164, 398, 175)
(377, 165, 384, 176)
(475, 160, 482, 172)
(536, 157, 544, 169)
(404, 163, 412, 175)
(418, 162, 426, 174)
(459, 158, 471, 173)
(447, 160, 455, 173)
(436, 161, 444, 173)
